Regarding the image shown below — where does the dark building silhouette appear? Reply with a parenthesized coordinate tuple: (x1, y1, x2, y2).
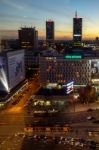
(73, 11, 82, 47)
(18, 27, 38, 49)
(46, 20, 54, 43)
(95, 37, 99, 46)
(1, 39, 19, 50)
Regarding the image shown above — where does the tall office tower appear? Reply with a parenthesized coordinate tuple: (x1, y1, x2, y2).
(18, 27, 38, 49)
(46, 20, 54, 43)
(73, 11, 82, 47)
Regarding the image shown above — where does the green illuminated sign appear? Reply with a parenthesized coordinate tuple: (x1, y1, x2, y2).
(64, 55, 82, 59)
(74, 42, 82, 46)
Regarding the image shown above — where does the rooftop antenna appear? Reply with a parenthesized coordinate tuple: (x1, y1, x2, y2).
(75, 10, 77, 18)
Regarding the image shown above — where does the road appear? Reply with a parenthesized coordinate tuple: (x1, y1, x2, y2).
(67, 102, 99, 113)
(0, 75, 40, 149)
(21, 136, 91, 150)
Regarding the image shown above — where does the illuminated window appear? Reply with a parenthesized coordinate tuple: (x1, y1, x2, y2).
(45, 101, 51, 106)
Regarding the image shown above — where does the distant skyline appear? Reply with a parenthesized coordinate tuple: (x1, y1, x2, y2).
(0, 0, 99, 40)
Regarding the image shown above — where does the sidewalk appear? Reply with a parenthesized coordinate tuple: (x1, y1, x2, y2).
(65, 102, 99, 113)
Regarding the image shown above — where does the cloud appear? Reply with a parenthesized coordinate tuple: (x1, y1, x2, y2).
(0, 0, 24, 10)
(0, 0, 74, 22)
(0, 13, 39, 21)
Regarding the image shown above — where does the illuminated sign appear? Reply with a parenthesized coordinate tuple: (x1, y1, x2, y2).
(66, 81, 74, 94)
(0, 68, 9, 92)
(74, 42, 82, 47)
(64, 55, 82, 59)
(0, 58, 9, 92)
(63, 81, 74, 94)
(24, 126, 69, 132)
(74, 34, 81, 37)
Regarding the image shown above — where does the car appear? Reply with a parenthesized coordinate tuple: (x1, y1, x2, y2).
(33, 135, 38, 139)
(80, 143, 84, 147)
(87, 108, 94, 112)
(92, 120, 99, 123)
(87, 116, 95, 120)
(75, 141, 80, 146)
(39, 135, 47, 140)
(15, 132, 25, 138)
(12, 101, 18, 105)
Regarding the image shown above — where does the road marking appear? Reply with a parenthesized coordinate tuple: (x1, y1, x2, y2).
(1, 140, 6, 145)
(7, 136, 11, 139)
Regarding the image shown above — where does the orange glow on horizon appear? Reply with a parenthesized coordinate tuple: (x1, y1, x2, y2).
(0, 29, 99, 40)
(39, 28, 99, 40)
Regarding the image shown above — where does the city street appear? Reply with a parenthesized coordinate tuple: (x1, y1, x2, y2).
(0, 76, 99, 149)
(0, 76, 40, 149)
(1, 0, 99, 149)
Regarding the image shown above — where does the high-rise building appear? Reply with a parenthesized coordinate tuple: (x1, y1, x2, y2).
(46, 20, 54, 42)
(18, 27, 38, 49)
(73, 11, 82, 47)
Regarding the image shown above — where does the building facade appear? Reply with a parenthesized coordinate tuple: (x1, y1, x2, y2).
(1, 39, 19, 50)
(25, 49, 39, 70)
(18, 27, 38, 49)
(0, 50, 25, 93)
(39, 52, 99, 88)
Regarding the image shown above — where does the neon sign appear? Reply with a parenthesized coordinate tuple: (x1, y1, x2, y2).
(66, 81, 74, 94)
(63, 81, 74, 94)
(64, 55, 82, 59)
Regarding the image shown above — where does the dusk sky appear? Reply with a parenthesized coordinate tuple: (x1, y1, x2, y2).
(0, 0, 99, 40)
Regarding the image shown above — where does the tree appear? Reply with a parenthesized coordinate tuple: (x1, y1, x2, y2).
(78, 85, 97, 103)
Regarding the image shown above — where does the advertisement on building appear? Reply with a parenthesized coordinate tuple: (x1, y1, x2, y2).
(7, 51, 25, 90)
(91, 60, 99, 84)
(91, 60, 99, 78)
(62, 81, 74, 94)
(0, 56, 8, 92)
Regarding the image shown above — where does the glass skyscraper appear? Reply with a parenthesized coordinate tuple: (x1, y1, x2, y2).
(73, 11, 82, 47)
(46, 20, 54, 42)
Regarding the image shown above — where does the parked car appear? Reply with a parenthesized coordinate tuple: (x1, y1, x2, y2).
(92, 120, 99, 123)
(87, 108, 94, 112)
(87, 116, 95, 120)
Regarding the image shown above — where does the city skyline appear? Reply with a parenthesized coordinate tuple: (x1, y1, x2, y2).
(0, 0, 99, 40)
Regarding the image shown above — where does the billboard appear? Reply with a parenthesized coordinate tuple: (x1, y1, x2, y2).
(91, 60, 99, 79)
(0, 56, 9, 92)
(7, 50, 25, 90)
(63, 81, 74, 94)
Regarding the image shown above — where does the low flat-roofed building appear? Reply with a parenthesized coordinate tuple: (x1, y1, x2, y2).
(39, 50, 99, 88)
